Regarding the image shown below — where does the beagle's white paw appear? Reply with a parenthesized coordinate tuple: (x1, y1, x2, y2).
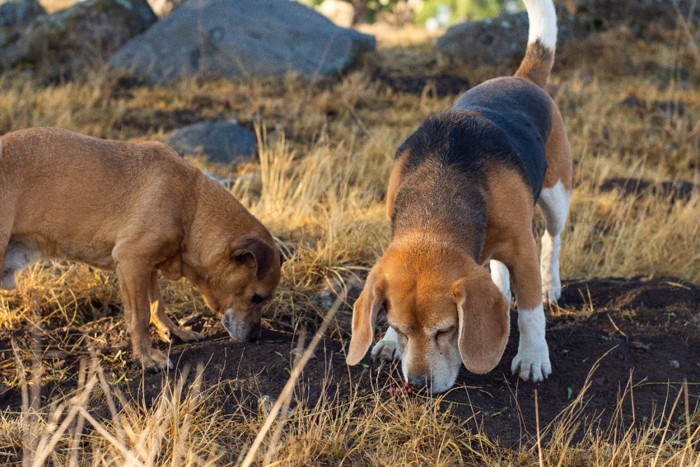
(511, 305, 551, 382)
(371, 327, 402, 362)
(542, 284, 562, 304)
(511, 339, 551, 382)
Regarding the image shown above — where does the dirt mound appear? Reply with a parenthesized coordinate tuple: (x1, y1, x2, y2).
(1, 277, 698, 446)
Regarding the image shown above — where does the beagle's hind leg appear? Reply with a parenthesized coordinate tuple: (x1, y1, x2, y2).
(537, 181, 571, 303)
(489, 260, 512, 305)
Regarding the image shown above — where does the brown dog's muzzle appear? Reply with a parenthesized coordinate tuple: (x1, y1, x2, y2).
(221, 309, 257, 342)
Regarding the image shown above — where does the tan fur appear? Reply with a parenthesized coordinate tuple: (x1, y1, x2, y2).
(481, 168, 542, 310)
(451, 265, 509, 374)
(0, 127, 281, 371)
(543, 102, 573, 190)
(515, 42, 554, 88)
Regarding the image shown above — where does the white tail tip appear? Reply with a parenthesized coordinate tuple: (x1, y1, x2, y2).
(522, 0, 557, 51)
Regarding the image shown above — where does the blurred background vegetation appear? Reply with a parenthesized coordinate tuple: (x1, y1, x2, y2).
(300, 0, 521, 26)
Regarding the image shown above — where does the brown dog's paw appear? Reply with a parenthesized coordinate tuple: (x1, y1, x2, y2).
(154, 326, 204, 345)
(171, 328, 204, 343)
(140, 348, 174, 373)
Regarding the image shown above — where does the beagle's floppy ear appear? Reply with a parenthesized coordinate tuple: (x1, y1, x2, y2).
(451, 266, 510, 374)
(346, 268, 385, 365)
(231, 237, 276, 281)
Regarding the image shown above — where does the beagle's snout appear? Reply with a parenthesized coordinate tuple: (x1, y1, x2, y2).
(406, 373, 430, 389)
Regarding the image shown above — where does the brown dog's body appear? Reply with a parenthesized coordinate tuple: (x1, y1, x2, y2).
(347, 0, 572, 392)
(0, 127, 281, 370)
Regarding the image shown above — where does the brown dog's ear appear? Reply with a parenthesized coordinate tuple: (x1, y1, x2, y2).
(346, 269, 384, 365)
(451, 266, 510, 374)
(232, 237, 276, 280)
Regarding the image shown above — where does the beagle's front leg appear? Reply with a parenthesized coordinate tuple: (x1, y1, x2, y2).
(504, 236, 552, 382)
(371, 327, 402, 362)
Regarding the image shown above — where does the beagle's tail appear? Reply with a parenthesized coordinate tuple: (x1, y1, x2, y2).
(515, 0, 557, 88)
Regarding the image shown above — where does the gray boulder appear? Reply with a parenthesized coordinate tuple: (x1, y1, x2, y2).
(0, 0, 44, 28)
(0, 0, 156, 80)
(436, 8, 576, 71)
(109, 0, 376, 84)
(437, 0, 698, 73)
(165, 120, 257, 165)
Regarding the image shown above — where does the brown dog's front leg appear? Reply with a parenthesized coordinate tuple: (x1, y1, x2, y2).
(114, 250, 173, 372)
(148, 272, 203, 344)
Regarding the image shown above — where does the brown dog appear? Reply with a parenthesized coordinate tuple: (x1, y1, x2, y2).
(346, 0, 572, 392)
(0, 127, 281, 371)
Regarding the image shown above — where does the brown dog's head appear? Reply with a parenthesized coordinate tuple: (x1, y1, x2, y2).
(191, 235, 282, 342)
(346, 244, 509, 393)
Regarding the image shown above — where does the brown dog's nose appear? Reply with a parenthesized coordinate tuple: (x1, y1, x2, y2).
(247, 323, 262, 341)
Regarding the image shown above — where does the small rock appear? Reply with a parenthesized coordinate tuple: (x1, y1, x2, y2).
(290, 347, 316, 363)
(258, 394, 275, 417)
(43, 350, 70, 360)
(257, 395, 296, 418)
(630, 341, 651, 352)
(621, 95, 640, 108)
(165, 120, 257, 165)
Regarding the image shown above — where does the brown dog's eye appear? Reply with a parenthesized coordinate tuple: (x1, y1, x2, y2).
(251, 294, 267, 304)
(435, 327, 454, 341)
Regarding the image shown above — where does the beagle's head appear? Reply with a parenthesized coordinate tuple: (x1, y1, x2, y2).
(346, 243, 509, 393)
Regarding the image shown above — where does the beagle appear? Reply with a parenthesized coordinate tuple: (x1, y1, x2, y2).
(346, 0, 572, 393)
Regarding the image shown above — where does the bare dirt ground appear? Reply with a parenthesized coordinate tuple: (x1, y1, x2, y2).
(2, 276, 698, 448)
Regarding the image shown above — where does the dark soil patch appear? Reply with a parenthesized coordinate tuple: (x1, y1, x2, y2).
(1, 277, 699, 449)
(372, 71, 470, 97)
(600, 177, 696, 203)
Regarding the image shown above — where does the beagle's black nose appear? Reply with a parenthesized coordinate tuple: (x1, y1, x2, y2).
(406, 374, 429, 388)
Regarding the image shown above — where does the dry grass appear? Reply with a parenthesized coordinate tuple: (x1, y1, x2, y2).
(0, 15, 698, 466)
